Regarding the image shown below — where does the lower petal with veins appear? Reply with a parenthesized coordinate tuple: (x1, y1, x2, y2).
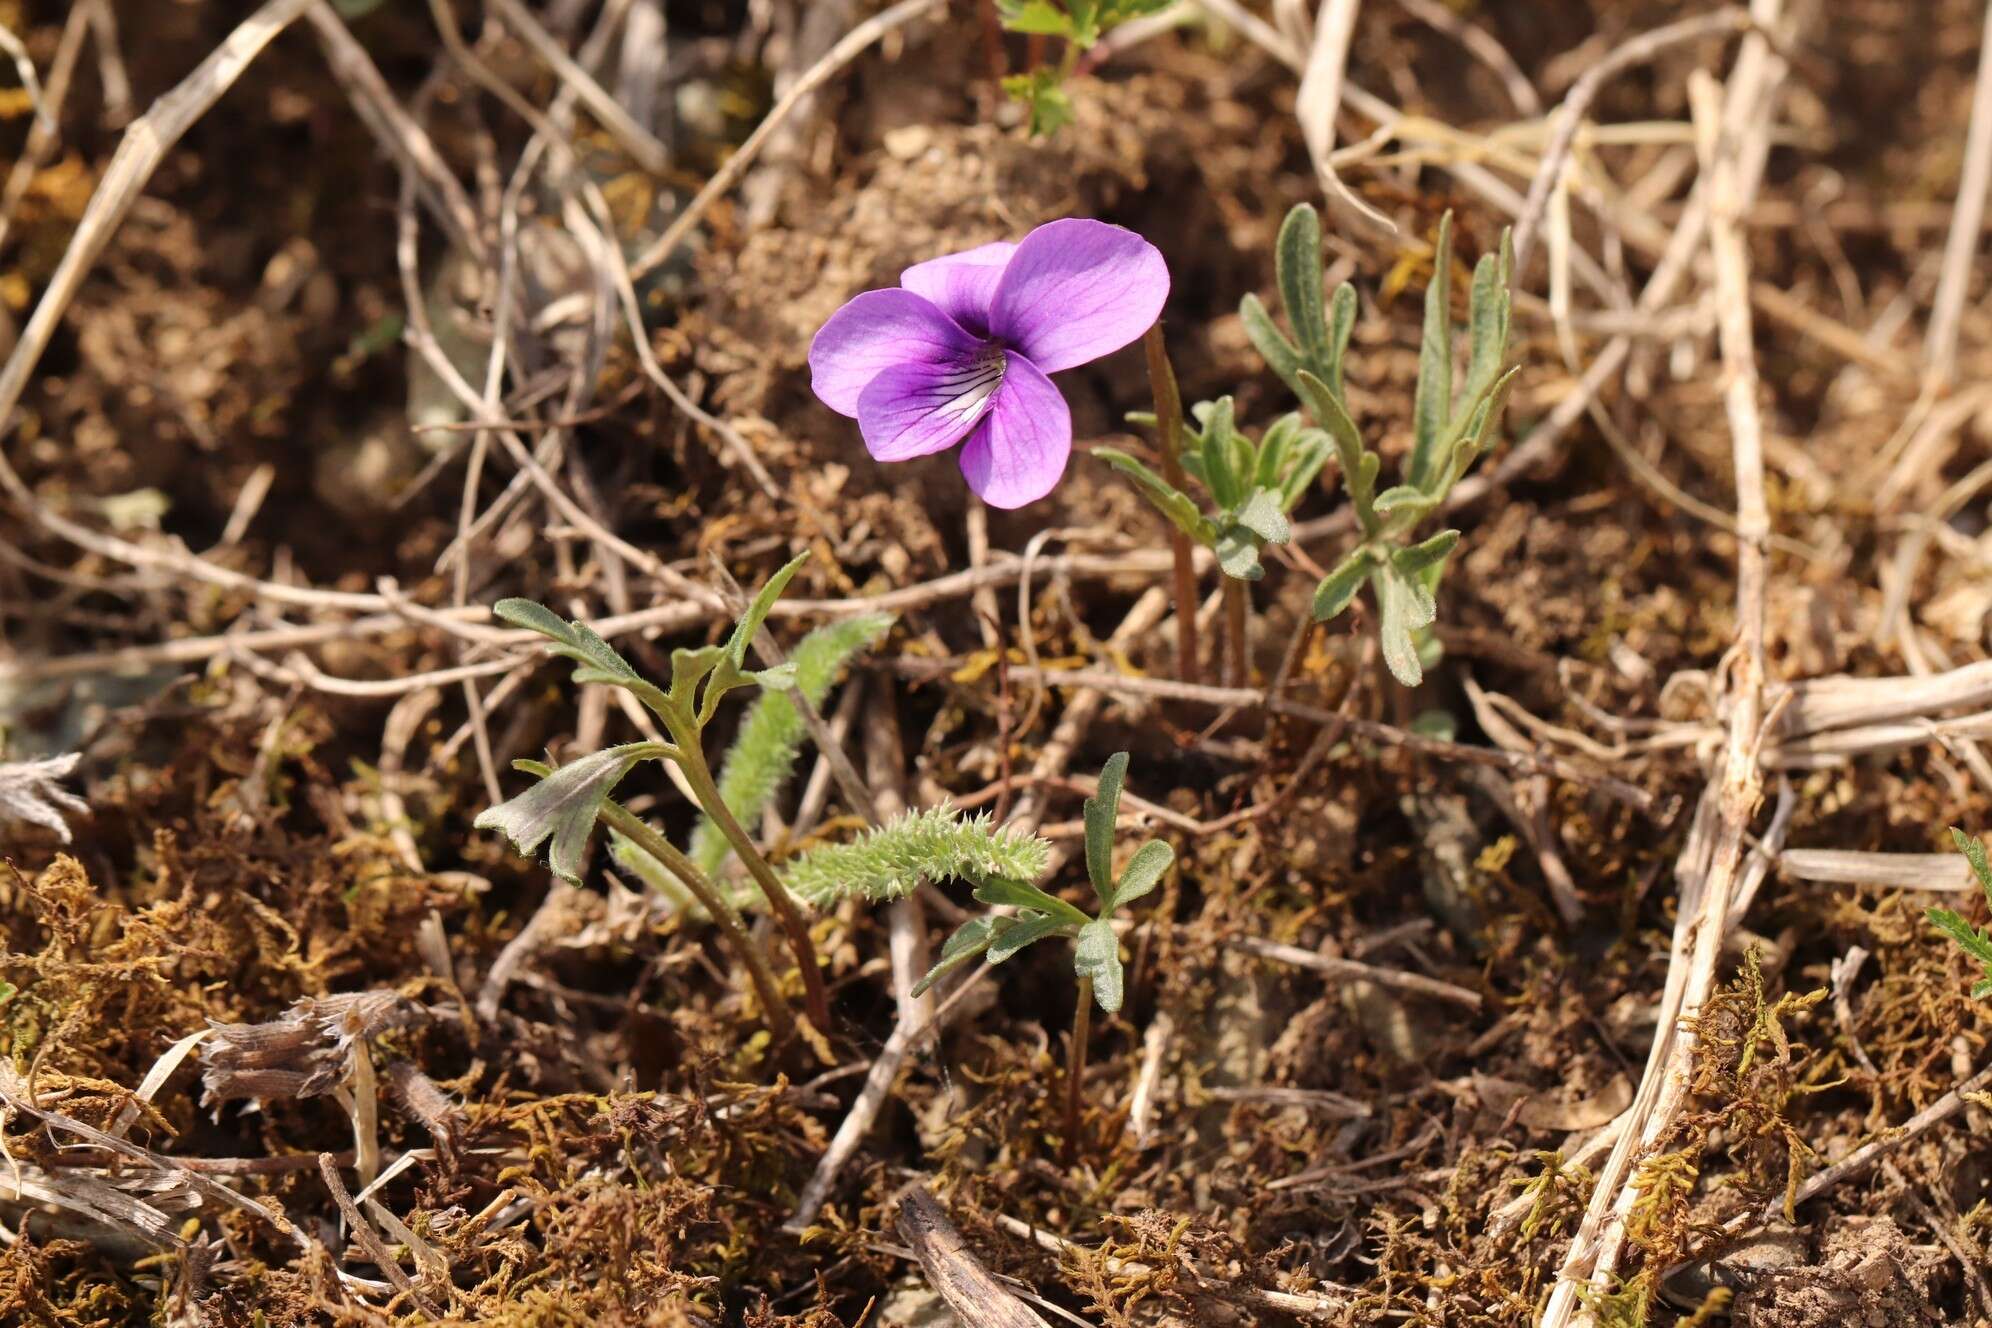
(856, 351, 1007, 462)
(956, 352, 1072, 509)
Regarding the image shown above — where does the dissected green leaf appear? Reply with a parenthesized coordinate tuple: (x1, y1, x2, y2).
(1463, 233, 1513, 407)
(987, 911, 1070, 963)
(496, 598, 669, 713)
(1074, 918, 1125, 1013)
(973, 875, 1093, 926)
(913, 916, 1013, 996)
(1953, 827, 1992, 902)
(475, 742, 666, 884)
(1311, 548, 1372, 622)
(1084, 752, 1129, 903)
(1107, 839, 1173, 915)
(724, 552, 809, 672)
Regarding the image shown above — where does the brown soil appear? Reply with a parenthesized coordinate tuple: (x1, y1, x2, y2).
(3, 0, 1992, 1325)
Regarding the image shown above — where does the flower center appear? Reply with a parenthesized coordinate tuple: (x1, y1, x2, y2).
(933, 346, 1007, 426)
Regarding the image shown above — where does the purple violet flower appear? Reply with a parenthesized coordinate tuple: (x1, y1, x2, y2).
(808, 218, 1169, 509)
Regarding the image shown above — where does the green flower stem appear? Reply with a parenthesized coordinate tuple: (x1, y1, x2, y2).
(1223, 575, 1250, 687)
(1063, 976, 1093, 1164)
(1144, 323, 1200, 684)
(672, 736, 833, 1035)
(599, 800, 795, 1043)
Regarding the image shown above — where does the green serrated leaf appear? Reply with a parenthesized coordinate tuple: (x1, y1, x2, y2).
(497, 598, 663, 711)
(1232, 487, 1291, 545)
(1074, 919, 1125, 1013)
(1952, 827, 1992, 902)
(987, 911, 1070, 963)
(1084, 752, 1129, 903)
(1930, 906, 1992, 966)
(1311, 549, 1372, 622)
(1096, 447, 1215, 545)
(1107, 839, 1172, 915)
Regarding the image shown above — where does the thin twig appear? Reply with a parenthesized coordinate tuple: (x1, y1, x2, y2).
(630, 0, 945, 279)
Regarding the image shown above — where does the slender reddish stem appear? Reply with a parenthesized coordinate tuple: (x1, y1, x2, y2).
(1144, 324, 1200, 684)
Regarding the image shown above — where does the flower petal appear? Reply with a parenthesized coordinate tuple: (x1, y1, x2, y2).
(900, 241, 1017, 336)
(807, 288, 981, 416)
(988, 219, 1169, 373)
(856, 353, 1005, 462)
(957, 352, 1071, 508)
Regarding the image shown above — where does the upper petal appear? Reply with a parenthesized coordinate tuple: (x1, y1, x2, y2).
(807, 288, 981, 417)
(856, 352, 1005, 462)
(957, 351, 1072, 509)
(900, 241, 1018, 336)
(988, 219, 1169, 373)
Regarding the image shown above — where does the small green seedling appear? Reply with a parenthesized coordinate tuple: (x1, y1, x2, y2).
(1931, 827, 1992, 999)
(1100, 401, 1330, 583)
(915, 751, 1170, 1015)
(1250, 203, 1518, 687)
(996, 0, 1173, 135)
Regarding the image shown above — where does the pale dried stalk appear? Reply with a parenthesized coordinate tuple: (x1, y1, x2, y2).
(898, 1187, 1052, 1328)
(1511, 7, 1750, 272)
(1543, 14, 1786, 1318)
(1293, 0, 1395, 237)
(1925, 0, 1992, 387)
(1776, 849, 1976, 893)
